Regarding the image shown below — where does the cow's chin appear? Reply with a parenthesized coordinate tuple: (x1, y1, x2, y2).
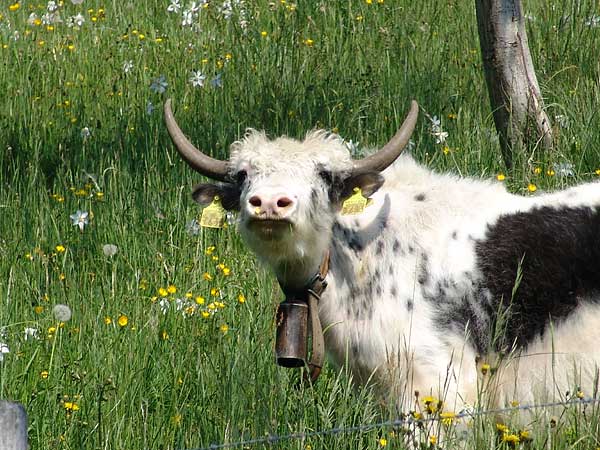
(246, 218, 294, 242)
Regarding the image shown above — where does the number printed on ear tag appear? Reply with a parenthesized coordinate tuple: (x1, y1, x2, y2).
(341, 187, 368, 215)
(200, 196, 226, 228)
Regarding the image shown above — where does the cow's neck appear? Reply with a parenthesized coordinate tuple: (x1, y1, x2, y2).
(273, 249, 329, 293)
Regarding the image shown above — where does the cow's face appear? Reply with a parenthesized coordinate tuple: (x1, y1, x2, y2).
(163, 99, 418, 287)
(192, 130, 385, 281)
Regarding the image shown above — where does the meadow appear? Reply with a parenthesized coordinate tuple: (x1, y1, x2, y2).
(1, 0, 600, 448)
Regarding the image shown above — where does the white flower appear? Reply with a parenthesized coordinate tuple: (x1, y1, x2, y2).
(70, 210, 89, 231)
(186, 219, 200, 235)
(150, 75, 168, 94)
(429, 115, 448, 144)
(159, 298, 170, 314)
(24, 327, 39, 340)
(219, 1, 234, 19)
(585, 15, 600, 27)
(71, 0, 84, 4)
(189, 70, 206, 87)
(344, 140, 361, 155)
(555, 114, 569, 128)
(167, 0, 181, 13)
(69, 13, 85, 27)
(432, 130, 448, 144)
(47, 1, 58, 12)
(41, 12, 62, 25)
(81, 127, 91, 139)
(102, 244, 118, 257)
(53, 304, 72, 322)
(553, 162, 574, 178)
(0, 343, 9, 362)
(122, 60, 134, 74)
(181, 9, 194, 27)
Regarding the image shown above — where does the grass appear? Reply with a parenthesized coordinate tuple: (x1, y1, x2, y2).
(1, 0, 600, 448)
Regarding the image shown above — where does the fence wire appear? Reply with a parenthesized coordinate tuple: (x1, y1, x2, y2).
(188, 397, 600, 450)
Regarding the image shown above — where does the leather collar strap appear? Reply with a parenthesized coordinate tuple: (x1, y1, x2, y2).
(304, 250, 329, 382)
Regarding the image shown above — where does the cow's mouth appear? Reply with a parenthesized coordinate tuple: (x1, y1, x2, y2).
(247, 218, 293, 240)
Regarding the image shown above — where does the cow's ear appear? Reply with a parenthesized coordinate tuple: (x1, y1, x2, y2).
(192, 183, 241, 211)
(339, 171, 385, 200)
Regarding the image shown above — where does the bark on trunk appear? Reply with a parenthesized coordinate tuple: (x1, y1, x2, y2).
(475, 0, 553, 168)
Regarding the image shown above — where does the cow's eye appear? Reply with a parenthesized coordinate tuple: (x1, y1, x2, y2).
(236, 170, 247, 184)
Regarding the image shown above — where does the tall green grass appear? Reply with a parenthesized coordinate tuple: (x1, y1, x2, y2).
(1, 0, 600, 448)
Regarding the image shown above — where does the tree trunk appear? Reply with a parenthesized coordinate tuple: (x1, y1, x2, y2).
(475, 0, 553, 168)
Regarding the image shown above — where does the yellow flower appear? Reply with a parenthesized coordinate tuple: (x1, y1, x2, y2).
(496, 173, 505, 181)
(303, 38, 314, 46)
(447, 113, 457, 120)
(210, 287, 220, 297)
(429, 435, 437, 445)
(59, 273, 66, 281)
(260, 31, 268, 37)
(171, 413, 182, 426)
(533, 167, 542, 174)
(34, 305, 44, 314)
(440, 411, 456, 426)
(158, 287, 168, 297)
(203, 272, 213, 281)
(8, 2, 20, 11)
(167, 284, 177, 294)
(201, 311, 210, 318)
(40, 370, 49, 379)
(502, 433, 520, 445)
(104, 316, 112, 325)
(378, 437, 387, 447)
(117, 314, 128, 327)
(546, 169, 555, 176)
(64, 402, 79, 411)
(496, 423, 509, 433)
(185, 292, 193, 299)
(527, 183, 537, 193)
(196, 296, 205, 305)
(595, 169, 600, 176)
(95, 192, 104, 200)
(55, 245, 66, 253)
(161, 330, 169, 340)
(576, 390, 584, 399)
(480, 363, 491, 375)
(219, 324, 229, 334)
(222, 267, 231, 276)
(207, 302, 216, 310)
(237, 294, 246, 304)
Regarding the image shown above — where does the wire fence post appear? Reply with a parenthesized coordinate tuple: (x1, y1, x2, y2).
(0, 400, 28, 450)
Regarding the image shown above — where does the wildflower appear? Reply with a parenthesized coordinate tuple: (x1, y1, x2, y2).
(118, 315, 128, 327)
(158, 287, 168, 297)
(303, 38, 314, 46)
(172, 413, 182, 426)
(480, 363, 491, 374)
(123, 60, 134, 74)
(34, 306, 44, 314)
(222, 267, 231, 276)
(440, 411, 456, 426)
(167, 0, 181, 13)
(201, 311, 210, 318)
(24, 327, 39, 340)
(9, 3, 20, 12)
(63, 402, 79, 411)
(260, 31, 268, 37)
(104, 316, 112, 325)
(496, 173, 505, 181)
(40, 370, 49, 379)
(527, 183, 537, 193)
(70, 13, 85, 27)
(237, 294, 246, 304)
(533, 167, 542, 174)
(103, 244, 118, 257)
(189, 70, 206, 88)
(378, 437, 387, 447)
(161, 330, 169, 340)
(553, 162, 574, 178)
(159, 298, 170, 314)
(150, 75, 168, 94)
(70, 210, 89, 231)
(53, 304, 72, 322)
(0, 343, 9, 362)
(502, 433, 520, 445)
(181, 10, 194, 26)
(219, 323, 229, 334)
(203, 272, 213, 281)
(55, 245, 66, 253)
(554, 114, 569, 128)
(211, 73, 223, 88)
(205, 246, 216, 255)
(429, 435, 437, 445)
(80, 127, 91, 139)
(195, 296, 205, 305)
(210, 287, 220, 297)
(27, 13, 41, 26)
(576, 390, 584, 399)
(47, 1, 58, 12)
(167, 284, 177, 294)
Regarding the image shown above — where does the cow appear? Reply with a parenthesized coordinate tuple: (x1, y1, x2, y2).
(164, 98, 600, 416)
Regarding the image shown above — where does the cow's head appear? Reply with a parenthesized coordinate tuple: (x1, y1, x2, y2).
(164, 99, 418, 289)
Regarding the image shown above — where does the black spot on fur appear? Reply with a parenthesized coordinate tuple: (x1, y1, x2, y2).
(406, 298, 414, 311)
(451, 231, 458, 240)
(408, 245, 414, 254)
(388, 265, 394, 276)
(376, 240, 384, 255)
(393, 239, 401, 254)
(414, 193, 426, 202)
(390, 284, 398, 297)
(476, 206, 600, 349)
(376, 285, 382, 296)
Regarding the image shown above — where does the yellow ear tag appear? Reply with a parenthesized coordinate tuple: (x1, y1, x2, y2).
(341, 187, 368, 215)
(200, 196, 226, 229)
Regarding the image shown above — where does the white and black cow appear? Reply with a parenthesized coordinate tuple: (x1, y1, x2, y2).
(165, 99, 600, 412)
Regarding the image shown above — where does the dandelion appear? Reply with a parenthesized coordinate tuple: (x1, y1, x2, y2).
(53, 304, 72, 322)
(205, 246, 216, 255)
(104, 316, 112, 325)
(496, 174, 505, 181)
(222, 267, 231, 276)
(260, 30, 268, 37)
(219, 323, 229, 334)
(70, 13, 85, 27)
(203, 272, 213, 281)
(158, 287, 168, 297)
(34, 306, 44, 314)
(27, 13, 41, 26)
(150, 75, 168, 94)
(378, 437, 387, 447)
(237, 293, 246, 304)
(527, 183, 537, 193)
(440, 411, 456, 426)
(63, 402, 79, 411)
(161, 329, 169, 340)
(117, 314, 128, 327)
(167, 0, 181, 13)
(429, 435, 437, 445)
(210, 287, 220, 297)
(502, 433, 520, 445)
(189, 70, 206, 87)
(0, 343, 9, 362)
(55, 245, 66, 253)
(102, 244, 118, 257)
(303, 38, 314, 46)
(195, 296, 205, 305)
(9, 3, 20, 12)
(167, 284, 177, 294)
(70, 210, 89, 231)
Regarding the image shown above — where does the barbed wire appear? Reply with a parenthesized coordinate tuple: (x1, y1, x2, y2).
(187, 396, 600, 450)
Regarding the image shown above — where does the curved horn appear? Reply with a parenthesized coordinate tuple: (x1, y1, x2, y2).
(164, 99, 230, 182)
(352, 100, 419, 173)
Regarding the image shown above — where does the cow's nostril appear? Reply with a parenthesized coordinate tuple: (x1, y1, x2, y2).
(249, 196, 262, 208)
(277, 197, 293, 208)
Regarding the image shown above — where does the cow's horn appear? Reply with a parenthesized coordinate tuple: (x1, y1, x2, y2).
(164, 99, 230, 182)
(352, 100, 419, 173)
